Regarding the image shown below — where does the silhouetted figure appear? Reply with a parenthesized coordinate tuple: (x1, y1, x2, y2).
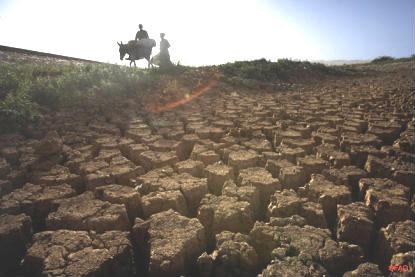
(135, 24, 149, 41)
(159, 33, 172, 67)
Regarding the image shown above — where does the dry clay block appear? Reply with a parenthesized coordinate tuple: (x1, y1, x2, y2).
(237, 167, 281, 217)
(205, 163, 234, 195)
(174, 159, 205, 178)
(94, 184, 142, 222)
(322, 166, 368, 198)
(222, 180, 260, 219)
(141, 190, 188, 218)
(299, 174, 351, 226)
(30, 165, 82, 191)
(259, 256, 328, 277)
(390, 251, 415, 277)
(22, 230, 135, 277)
(337, 202, 374, 251)
(0, 157, 12, 179)
(0, 183, 76, 230)
(376, 220, 415, 267)
(197, 194, 254, 244)
(138, 150, 179, 171)
(265, 159, 293, 178)
(135, 166, 174, 195)
(132, 209, 206, 277)
(0, 214, 32, 276)
(46, 191, 130, 233)
(279, 165, 307, 189)
(359, 178, 410, 227)
(267, 189, 327, 228)
(249, 222, 364, 276)
(343, 262, 383, 277)
(140, 173, 208, 217)
(297, 155, 328, 179)
(197, 231, 259, 277)
(228, 150, 259, 173)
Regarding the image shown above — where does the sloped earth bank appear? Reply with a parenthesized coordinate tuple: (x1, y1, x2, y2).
(0, 59, 414, 277)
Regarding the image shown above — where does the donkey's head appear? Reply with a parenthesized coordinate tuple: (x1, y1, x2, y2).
(117, 42, 127, 60)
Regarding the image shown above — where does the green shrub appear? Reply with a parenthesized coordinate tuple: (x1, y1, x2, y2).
(394, 55, 415, 63)
(219, 58, 345, 82)
(0, 70, 20, 98)
(371, 56, 395, 63)
(0, 61, 170, 132)
(0, 86, 39, 132)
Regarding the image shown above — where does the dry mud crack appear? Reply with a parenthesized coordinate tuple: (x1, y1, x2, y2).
(0, 61, 414, 276)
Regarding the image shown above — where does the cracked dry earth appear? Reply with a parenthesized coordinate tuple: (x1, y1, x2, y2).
(1, 62, 414, 277)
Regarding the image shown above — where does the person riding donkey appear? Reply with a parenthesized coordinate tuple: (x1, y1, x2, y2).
(131, 24, 154, 49)
(117, 24, 155, 67)
(118, 24, 173, 68)
(135, 24, 149, 41)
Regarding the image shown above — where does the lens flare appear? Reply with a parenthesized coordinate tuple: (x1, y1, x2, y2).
(145, 77, 218, 113)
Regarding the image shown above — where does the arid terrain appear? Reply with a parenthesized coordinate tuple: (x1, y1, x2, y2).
(0, 48, 414, 277)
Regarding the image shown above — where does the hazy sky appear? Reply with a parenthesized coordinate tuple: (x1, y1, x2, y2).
(0, 0, 413, 66)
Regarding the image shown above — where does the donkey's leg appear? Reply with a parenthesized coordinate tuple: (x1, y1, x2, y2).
(146, 57, 151, 69)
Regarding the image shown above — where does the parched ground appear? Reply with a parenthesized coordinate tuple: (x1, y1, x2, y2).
(0, 50, 414, 277)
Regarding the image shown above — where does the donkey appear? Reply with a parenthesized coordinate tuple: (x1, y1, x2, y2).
(117, 40, 156, 68)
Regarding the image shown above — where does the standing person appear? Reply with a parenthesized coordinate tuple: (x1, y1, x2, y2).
(135, 24, 149, 41)
(159, 33, 172, 67)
